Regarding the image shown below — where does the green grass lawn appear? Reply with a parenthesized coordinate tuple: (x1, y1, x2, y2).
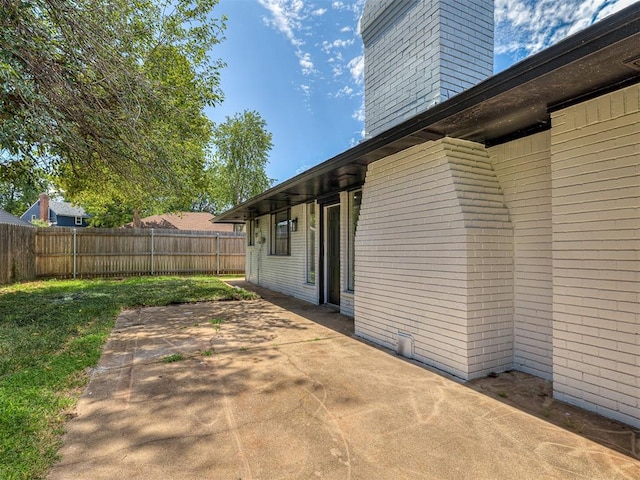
(0, 276, 255, 480)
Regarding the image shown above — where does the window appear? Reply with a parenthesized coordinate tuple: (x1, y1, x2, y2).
(347, 190, 361, 291)
(31, 214, 36, 221)
(75, 216, 82, 226)
(271, 209, 291, 255)
(306, 203, 316, 283)
(247, 219, 255, 246)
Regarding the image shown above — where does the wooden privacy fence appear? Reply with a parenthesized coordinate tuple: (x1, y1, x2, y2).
(0, 224, 37, 284)
(35, 228, 245, 279)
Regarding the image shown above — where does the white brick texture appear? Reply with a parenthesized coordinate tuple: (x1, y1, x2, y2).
(550, 84, 640, 428)
(354, 138, 513, 380)
(489, 132, 554, 380)
(361, 0, 493, 137)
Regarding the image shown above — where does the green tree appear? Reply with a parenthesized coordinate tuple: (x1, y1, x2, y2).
(0, 157, 50, 216)
(208, 110, 274, 213)
(0, 0, 225, 219)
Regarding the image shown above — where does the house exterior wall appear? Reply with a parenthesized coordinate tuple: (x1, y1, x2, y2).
(550, 84, 640, 428)
(489, 132, 554, 380)
(245, 203, 318, 305)
(55, 215, 88, 227)
(361, 0, 493, 137)
(20, 202, 89, 227)
(240, 85, 639, 428)
(354, 138, 513, 380)
(21, 204, 40, 223)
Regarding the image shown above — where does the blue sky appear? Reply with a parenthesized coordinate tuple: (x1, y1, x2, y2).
(206, 0, 638, 184)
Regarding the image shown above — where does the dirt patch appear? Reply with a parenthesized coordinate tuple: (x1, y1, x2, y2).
(468, 370, 639, 460)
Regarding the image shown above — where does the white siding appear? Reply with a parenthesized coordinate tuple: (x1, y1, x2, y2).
(550, 84, 640, 428)
(489, 132, 553, 379)
(247, 204, 318, 304)
(354, 138, 513, 380)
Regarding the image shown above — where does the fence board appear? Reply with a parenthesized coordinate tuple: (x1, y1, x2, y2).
(0, 224, 36, 284)
(35, 228, 245, 279)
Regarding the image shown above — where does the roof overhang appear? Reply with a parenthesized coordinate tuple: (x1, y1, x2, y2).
(215, 4, 640, 223)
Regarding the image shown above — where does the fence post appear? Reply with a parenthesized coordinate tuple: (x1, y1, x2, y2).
(150, 228, 155, 275)
(72, 228, 77, 279)
(215, 235, 219, 275)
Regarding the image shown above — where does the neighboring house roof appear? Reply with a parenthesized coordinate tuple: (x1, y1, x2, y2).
(0, 209, 34, 226)
(215, 4, 640, 222)
(128, 212, 235, 232)
(49, 200, 90, 218)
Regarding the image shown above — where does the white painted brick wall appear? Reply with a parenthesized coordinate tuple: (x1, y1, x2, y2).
(361, 0, 493, 136)
(550, 84, 640, 428)
(354, 138, 513, 380)
(489, 132, 554, 380)
(355, 140, 470, 377)
(448, 138, 514, 378)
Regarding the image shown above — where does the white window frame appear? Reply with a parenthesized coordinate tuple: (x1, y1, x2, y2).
(306, 202, 316, 284)
(271, 209, 291, 256)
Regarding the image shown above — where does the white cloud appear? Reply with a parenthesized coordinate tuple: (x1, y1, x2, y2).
(341, 85, 354, 96)
(258, 0, 305, 47)
(259, 0, 319, 82)
(258, 0, 366, 102)
(299, 84, 311, 97)
(331, 85, 354, 98)
(299, 52, 315, 75)
(495, 0, 637, 59)
(347, 55, 364, 85)
(352, 100, 365, 122)
(322, 38, 355, 54)
(594, 0, 638, 20)
(349, 128, 366, 146)
(332, 0, 365, 13)
(296, 163, 312, 174)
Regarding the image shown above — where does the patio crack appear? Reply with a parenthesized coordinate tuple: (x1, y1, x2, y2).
(215, 361, 254, 479)
(283, 352, 353, 479)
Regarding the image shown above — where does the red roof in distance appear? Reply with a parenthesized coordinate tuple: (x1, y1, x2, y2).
(126, 212, 237, 232)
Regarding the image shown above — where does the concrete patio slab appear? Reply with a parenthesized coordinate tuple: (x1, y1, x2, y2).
(48, 282, 640, 479)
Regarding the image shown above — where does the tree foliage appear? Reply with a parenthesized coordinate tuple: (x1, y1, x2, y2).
(0, 158, 50, 216)
(206, 110, 274, 213)
(0, 0, 225, 218)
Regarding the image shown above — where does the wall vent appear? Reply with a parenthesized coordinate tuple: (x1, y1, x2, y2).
(622, 54, 640, 71)
(397, 332, 414, 359)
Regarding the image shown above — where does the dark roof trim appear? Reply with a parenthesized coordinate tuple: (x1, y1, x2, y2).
(485, 122, 551, 149)
(215, 3, 640, 223)
(548, 75, 640, 114)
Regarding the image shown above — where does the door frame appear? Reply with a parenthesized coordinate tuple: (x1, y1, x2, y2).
(318, 196, 340, 306)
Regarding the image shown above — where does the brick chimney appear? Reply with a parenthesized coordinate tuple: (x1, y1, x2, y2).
(39, 193, 50, 223)
(361, 0, 494, 137)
